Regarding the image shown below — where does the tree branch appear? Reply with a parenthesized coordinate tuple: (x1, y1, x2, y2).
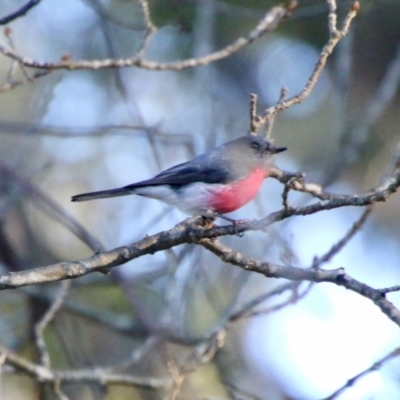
(0, 4, 292, 72)
(250, 0, 359, 134)
(0, 0, 42, 25)
(199, 239, 400, 327)
(0, 162, 398, 291)
(323, 347, 400, 400)
(0, 344, 169, 390)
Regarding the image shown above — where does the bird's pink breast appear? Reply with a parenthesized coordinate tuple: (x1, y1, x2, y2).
(208, 168, 265, 213)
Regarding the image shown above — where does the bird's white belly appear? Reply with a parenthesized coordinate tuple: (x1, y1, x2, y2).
(134, 183, 224, 215)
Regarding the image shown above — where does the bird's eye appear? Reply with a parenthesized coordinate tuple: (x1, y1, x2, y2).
(250, 142, 260, 150)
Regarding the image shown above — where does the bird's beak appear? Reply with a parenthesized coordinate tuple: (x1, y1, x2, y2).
(264, 146, 286, 177)
(270, 146, 287, 154)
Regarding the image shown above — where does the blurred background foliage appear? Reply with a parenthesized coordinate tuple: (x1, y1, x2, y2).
(1, 0, 400, 399)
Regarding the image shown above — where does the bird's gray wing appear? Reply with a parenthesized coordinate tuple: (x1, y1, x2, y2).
(71, 154, 232, 202)
(123, 157, 232, 190)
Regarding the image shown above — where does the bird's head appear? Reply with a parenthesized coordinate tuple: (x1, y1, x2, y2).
(223, 135, 286, 178)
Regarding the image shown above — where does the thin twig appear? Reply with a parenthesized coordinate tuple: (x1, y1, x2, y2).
(199, 238, 400, 327)
(167, 329, 226, 400)
(242, 282, 313, 319)
(0, 0, 42, 25)
(281, 173, 301, 211)
(53, 379, 70, 400)
(0, 70, 51, 92)
(229, 281, 309, 321)
(265, 86, 288, 139)
(378, 285, 400, 295)
(249, 93, 258, 135)
(0, 344, 170, 389)
(136, 0, 157, 57)
(311, 206, 373, 268)
(0, 5, 292, 71)
(251, 0, 359, 133)
(322, 347, 400, 400)
(34, 281, 71, 368)
(0, 163, 399, 290)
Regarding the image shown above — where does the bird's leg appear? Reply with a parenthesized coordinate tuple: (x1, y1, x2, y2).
(202, 211, 244, 237)
(219, 214, 245, 237)
(213, 213, 236, 224)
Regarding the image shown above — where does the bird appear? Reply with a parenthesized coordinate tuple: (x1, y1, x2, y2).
(71, 135, 286, 219)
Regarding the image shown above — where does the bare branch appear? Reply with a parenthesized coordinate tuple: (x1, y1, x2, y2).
(136, 0, 157, 57)
(0, 70, 51, 92)
(311, 206, 373, 268)
(323, 347, 400, 400)
(281, 173, 300, 211)
(229, 281, 312, 321)
(0, 345, 169, 390)
(0, 216, 206, 289)
(379, 285, 400, 295)
(249, 93, 258, 135)
(1, 0, 398, 398)
(53, 380, 69, 400)
(199, 238, 400, 327)
(270, 168, 329, 200)
(0, 4, 292, 72)
(34, 281, 71, 368)
(251, 0, 359, 133)
(265, 86, 288, 140)
(0, 160, 399, 290)
(0, 0, 42, 25)
(0, 121, 195, 150)
(167, 330, 226, 400)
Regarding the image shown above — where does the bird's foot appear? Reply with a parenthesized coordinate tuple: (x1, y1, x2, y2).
(206, 212, 245, 237)
(200, 215, 216, 229)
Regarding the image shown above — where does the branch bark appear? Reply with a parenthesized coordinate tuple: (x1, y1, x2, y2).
(0, 164, 398, 290)
(0, 4, 292, 72)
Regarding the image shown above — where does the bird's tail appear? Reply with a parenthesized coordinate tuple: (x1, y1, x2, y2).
(71, 187, 134, 202)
